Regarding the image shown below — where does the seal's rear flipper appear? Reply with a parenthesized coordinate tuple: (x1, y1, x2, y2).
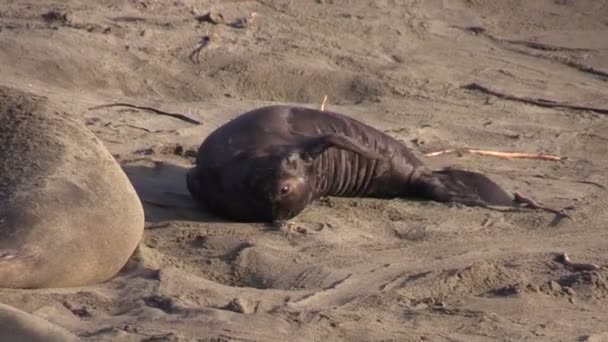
(420, 168, 514, 207)
(420, 168, 575, 219)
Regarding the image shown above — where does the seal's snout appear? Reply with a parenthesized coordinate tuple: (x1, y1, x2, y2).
(262, 175, 311, 220)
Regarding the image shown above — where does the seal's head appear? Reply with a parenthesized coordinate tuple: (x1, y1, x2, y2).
(260, 151, 314, 220)
(254, 133, 380, 221)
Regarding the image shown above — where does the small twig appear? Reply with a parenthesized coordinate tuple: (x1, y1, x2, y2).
(513, 192, 574, 221)
(320, 94, 328, 111)
(556, 253, 602, 271)
(463, 82, 608, 115)
(469, 149, 564, 161)
(88, 103, 201, 125)
(424, 148, 564, 161)
(189, 35, 213, 64)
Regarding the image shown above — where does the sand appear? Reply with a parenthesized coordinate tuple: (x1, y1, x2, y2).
(1, 0, 607, 341)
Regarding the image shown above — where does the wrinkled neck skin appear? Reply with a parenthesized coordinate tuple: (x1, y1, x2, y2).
(307, 146, 426, 200)
(291, 110, 430, 200)
(309, 147, 379, 198)
(297, 117, 428, 201)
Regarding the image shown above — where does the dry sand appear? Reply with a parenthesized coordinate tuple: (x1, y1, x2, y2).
(1, 0, 608, 341)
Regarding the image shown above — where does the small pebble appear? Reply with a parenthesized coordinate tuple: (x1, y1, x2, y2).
(548, 280, 562, 292)
(226, 298, 254, 314)
(526, 283, 540, 292)
(196, 10, 224, 24)
(563, 286, 575, 296)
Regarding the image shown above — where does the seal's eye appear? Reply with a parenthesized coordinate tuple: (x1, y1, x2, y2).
(280, 185, 290, 195)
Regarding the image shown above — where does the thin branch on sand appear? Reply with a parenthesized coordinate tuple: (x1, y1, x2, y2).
(513, 192, 574, 221)
(463, 82, 608, 115)
(320, 94, 328, 111)
(88, 103, 201, 125)
(424, 148, 565, 161)
(189, 35, 214, 64)
(556, 253, 602, 271)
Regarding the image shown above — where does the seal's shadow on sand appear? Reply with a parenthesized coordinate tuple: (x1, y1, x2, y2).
(121, 162, 224, 223)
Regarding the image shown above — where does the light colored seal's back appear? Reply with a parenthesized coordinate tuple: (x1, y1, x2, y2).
(0, 86, 144, 288)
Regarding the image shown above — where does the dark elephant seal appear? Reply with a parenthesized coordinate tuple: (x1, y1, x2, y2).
(186, 105, 514, 222)
(0, 86, 144, 288)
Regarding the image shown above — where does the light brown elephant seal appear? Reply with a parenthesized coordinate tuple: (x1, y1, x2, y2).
(186, 105, 515, 222)
(0, 86, 144, 288)
(0, 303, 79, 342)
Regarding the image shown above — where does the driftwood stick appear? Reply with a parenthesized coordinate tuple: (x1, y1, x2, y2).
(88, 103, 202, 125)
(467, 149, 564, 161)
(463, 83, 608, 115)
(424, 148, 565, 161)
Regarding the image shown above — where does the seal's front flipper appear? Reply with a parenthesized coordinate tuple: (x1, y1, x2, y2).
(420, 168, 514, 207)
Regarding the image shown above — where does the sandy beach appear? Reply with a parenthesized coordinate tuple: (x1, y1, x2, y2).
(1, 0, 608, 341)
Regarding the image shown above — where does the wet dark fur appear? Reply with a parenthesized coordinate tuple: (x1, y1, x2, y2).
(187, 105, 514, 222)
